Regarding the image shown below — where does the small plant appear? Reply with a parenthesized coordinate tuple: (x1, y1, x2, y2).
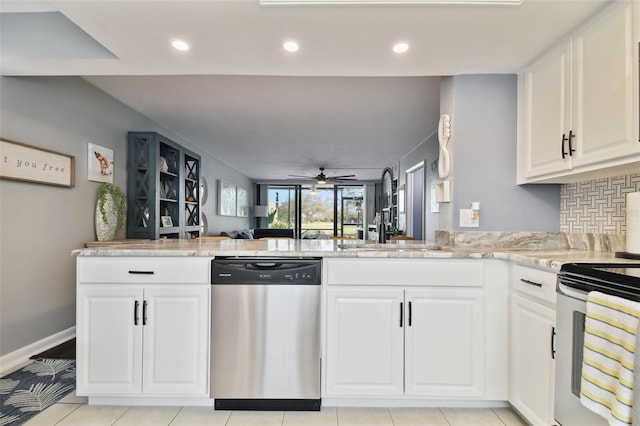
(97, 182, 126, 229)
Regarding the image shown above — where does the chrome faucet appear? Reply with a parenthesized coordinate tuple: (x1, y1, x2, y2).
(379, 167, 394, 243)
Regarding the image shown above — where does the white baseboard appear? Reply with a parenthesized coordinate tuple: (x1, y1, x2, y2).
(88, 396, 215, 407)
(0, 326, 76, 376)
(321, 398, 510, 408)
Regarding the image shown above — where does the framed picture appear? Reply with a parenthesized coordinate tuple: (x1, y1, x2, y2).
(236, 187, 248, 217)
(161, 216, 173, 227)
(88, 143, 114, 183)
(218, 180, 236, 216)
(0, 138, 75, 187)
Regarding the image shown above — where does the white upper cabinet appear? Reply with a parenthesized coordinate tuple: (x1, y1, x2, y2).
(518, 0, 640, 183)
(519, 42, 573, 178)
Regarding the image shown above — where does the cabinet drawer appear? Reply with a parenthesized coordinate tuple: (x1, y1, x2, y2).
(77, 257, 210, 284)
(325, 259, 483, 287)
(511, 264, 556, 305)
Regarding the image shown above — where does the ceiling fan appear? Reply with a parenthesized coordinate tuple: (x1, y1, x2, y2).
(288, 167, 356, 184)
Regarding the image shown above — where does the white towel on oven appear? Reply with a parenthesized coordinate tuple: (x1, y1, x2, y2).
(581, 291, 640, 426)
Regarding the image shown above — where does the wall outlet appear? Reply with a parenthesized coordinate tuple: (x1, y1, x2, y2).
(460, 209, 479, 227)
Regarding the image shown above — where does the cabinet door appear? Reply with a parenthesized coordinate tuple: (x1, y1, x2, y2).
(572, 1, 639, 167)
(510, 294, 556, 426)
(325, 287, 404, 396)
(142, 285, 209, 395)
(519, 42, 572, 179)
(405, 288, 484, 397)
(77, 285, 143, 395)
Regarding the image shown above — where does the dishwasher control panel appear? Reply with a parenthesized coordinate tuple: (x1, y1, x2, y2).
(212, 257, 321, 285)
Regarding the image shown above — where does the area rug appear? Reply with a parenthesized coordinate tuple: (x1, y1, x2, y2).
(0, 358, 76, 426)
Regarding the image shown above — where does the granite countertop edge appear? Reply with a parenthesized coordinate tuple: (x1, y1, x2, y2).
(72, 240, 638, 272)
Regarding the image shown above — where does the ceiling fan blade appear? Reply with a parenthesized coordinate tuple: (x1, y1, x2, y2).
(330, 177, 357, 182)
(288, 174, 314, 178)
(330, 174, 356, 179)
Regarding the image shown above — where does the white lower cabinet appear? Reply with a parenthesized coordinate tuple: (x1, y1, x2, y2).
(325, 286, 484, 398)
(509, 265, 557, 425)
(405, 288, 483, 397)
(77, 283, 209, 396)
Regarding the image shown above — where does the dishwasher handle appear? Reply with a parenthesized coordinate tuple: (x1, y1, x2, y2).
(248, 262, 285, 269)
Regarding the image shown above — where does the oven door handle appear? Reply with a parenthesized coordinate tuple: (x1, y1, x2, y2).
(558, 283, 590, 302)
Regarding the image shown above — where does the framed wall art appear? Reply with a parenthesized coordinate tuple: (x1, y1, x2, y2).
(0, 138, 75, 187)
(236, 187, 248, 217)
(218, 180, 236, 216)
(88, 142, 114, 183)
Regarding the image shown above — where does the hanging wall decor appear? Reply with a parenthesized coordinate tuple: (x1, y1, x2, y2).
(87, 142, 114, 183)
(0, 138, 75, 187)
(218, 180, 236, 216)
(236, 187, 248, 217)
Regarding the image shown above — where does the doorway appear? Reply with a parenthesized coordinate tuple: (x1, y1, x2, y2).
(406, 161, 425, 240)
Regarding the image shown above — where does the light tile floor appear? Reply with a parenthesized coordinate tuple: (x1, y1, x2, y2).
(23, 392, 528, 426)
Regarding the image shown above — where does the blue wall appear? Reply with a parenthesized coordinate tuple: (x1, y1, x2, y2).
(440, 75, 560, 231)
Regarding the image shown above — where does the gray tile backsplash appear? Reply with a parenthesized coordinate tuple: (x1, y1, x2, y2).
(560, 173, 640, 234)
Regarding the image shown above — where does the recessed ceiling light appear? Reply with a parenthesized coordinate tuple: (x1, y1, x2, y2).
(283, 40, 300, 52)
(393, 42, 409, 54)
(171, 39, 190, 52)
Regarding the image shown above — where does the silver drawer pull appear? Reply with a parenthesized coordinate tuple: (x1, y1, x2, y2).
(128, 270, 154, 275)
(520, 278, 543, 288)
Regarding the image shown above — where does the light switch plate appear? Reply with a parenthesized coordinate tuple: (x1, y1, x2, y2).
(460, 209, 479, 227)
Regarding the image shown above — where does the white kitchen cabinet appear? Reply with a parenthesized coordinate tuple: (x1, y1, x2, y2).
(325, 284, 484, 398)
(518, 0, 639, 183)
(77, 286, 142, 395)
(76, 257, 210, 398)
(509, 265, 556, 426)
(519, 42, 573, 178)
(325, 288, 404, 396)
(405, 288, 483, 397)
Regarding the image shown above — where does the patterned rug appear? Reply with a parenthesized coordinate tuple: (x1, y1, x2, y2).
(0, 358, 76, 426)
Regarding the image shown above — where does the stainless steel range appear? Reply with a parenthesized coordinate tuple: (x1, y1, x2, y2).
(555, 262, 640, 425)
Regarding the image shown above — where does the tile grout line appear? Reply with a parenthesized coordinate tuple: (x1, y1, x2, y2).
(167, 406, 183, 425)
(438, 407, 452, 426)
(113, 406, 133, 426)
(51, 403, 83, 426)
(490, 408, 508, 426)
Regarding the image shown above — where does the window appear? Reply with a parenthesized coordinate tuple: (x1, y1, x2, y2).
(267, 185, 297, 230)
(266, 184, 364, 238)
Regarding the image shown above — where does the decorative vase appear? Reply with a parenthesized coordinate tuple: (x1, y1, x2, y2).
(95, 194, 118, 241)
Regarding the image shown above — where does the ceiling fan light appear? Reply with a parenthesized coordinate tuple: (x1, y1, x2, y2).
(317, 177, 327, 184)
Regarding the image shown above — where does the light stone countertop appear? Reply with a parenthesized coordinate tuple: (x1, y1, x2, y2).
(73, 239, 640, 272)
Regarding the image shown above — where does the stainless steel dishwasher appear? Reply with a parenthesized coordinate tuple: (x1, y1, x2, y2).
(211, 257, 321, 411)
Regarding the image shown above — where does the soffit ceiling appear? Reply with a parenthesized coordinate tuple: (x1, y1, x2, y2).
(0, 0, 612, 181)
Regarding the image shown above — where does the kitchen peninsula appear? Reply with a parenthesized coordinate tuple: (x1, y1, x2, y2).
(74, 237, 637, 424)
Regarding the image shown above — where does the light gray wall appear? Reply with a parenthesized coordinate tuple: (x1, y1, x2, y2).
(439, 75, 560, 232)
(0, 76, 251, 356)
